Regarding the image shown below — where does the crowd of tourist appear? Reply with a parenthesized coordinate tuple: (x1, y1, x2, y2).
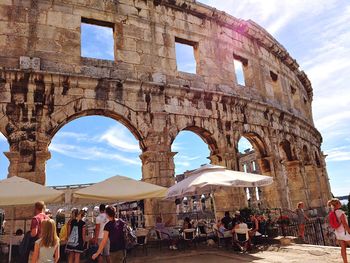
(10, 201, 127, 263)
(1, 197, 349, 262)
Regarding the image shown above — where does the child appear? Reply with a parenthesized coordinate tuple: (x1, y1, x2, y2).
(31, 219, 60, 263)
(295, 202, 309, 240)
(66, 209, 86, 263)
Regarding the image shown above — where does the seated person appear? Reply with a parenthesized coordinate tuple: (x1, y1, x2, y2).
(182, 217, 192, 230)
(221, 211, 233, 230)
(217, 220, 232, 238)
(155, 216, 178, 250)
(233, 219, 251, 251)
(13, 228, 24, 245)
(232, 211, 242, 228)
(248, 214, 260, 238)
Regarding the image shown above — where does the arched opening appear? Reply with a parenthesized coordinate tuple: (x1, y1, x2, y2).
(237, 135, 269, 208)
(47, 116, 142, 186)
(0, 132, 9, 181)
(279, 139, 294, 161)
(237, 133, 270, 172)
(302, 145, 311, 165)
(315, 151, 321, 167)
(171, 130, 212, 215)
(172, 130, 211, 179)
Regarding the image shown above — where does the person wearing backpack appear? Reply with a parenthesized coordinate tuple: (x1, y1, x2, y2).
(92, 206, 125, 263)
(328, 198, 350, 263)
(66, 209, 86, 263)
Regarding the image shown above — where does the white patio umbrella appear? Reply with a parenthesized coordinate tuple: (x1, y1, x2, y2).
(0, 176, 64, 262)
(166, 164, 273, 220)
(167, 164, 273, 199)
(73, 175, 167, 202)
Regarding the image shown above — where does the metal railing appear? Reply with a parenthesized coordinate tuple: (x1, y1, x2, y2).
(277, 218, 326, 246)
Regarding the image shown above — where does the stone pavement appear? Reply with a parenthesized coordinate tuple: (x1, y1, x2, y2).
(127, 244, 350, 263)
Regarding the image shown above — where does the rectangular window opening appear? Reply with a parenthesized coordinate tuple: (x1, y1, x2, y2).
(175, 37, 197, 74)
(252, 161, 256, 171)
(233, 59, 246, 86)
(243, 163, 248, 173)
(81, 18, 115, 61)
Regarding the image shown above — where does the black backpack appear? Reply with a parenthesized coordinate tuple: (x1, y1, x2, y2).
(122, 221, 137, 250)
(19, 231, 35, 263)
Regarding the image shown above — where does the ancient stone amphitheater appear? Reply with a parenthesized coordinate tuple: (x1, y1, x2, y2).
(0, 0, 331, 220)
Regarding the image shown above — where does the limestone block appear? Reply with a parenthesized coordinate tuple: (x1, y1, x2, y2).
(152, 72, 166, 84)
(19, 56, 40, 70)
(117, 50, 140, 65)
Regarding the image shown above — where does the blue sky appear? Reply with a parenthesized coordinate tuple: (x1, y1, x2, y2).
(0, 0, 349, 197)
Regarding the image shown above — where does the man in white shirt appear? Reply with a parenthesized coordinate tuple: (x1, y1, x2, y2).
(94, 204, 110, 263)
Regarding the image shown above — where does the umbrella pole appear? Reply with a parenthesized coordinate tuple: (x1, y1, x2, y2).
(211, 192, 218, 223)
(8, 207, 14, 263)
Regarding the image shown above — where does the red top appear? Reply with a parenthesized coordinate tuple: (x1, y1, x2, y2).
(30, 212, 49, 238)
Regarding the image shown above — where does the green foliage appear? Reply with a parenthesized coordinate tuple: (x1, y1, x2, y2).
(341, 204, 349, 216)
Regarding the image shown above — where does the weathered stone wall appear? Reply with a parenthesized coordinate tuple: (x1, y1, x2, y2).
(0, 0, 331, 222)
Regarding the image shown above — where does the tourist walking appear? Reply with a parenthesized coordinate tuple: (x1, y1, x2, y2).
(295, 202, 309, 240)
(94, 204, 110, 263)
(66, 209, 86, 263)
(328, 198, 350, 263)
(22, 201, 49, 262)
(31, 219, 60, 263)
(92, 206, 126, 262)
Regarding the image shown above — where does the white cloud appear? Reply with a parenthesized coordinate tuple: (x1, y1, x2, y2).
(315, 111, 350, 132)
(47, 160, 64, 169)
(49, 143, 141, 166)
(172, 142, 183, 152)
(175, 161, 191, 167)
(325, 146, 350, 162)
(200, 0, 338, 34)
(55, 131, 89, 141)
(100, 126, 141, 153)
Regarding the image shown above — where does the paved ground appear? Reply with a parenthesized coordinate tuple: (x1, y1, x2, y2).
(127, 244, 350, 263)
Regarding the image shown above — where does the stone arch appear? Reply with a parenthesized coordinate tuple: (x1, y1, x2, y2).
(183, 126, 218, 154)
(314, 150, 321, 167)
(46, 99, 148, 151)
(170, 125, 218, 155)
(240, 132, 269, 158)
(0, 114, 8, 139)
(279, 139, 295, 161)
(236, 131, 271, 173)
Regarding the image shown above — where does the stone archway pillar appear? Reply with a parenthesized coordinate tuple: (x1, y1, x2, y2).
(283, 160, 309, 209)
(4, 151, 20, 178)
(269, 138, 292, 209)
(5, 149, 51, 185)
(140, 150, 176, 227)
(209, 151, 247, 219)
(257, 157, 282, 209)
